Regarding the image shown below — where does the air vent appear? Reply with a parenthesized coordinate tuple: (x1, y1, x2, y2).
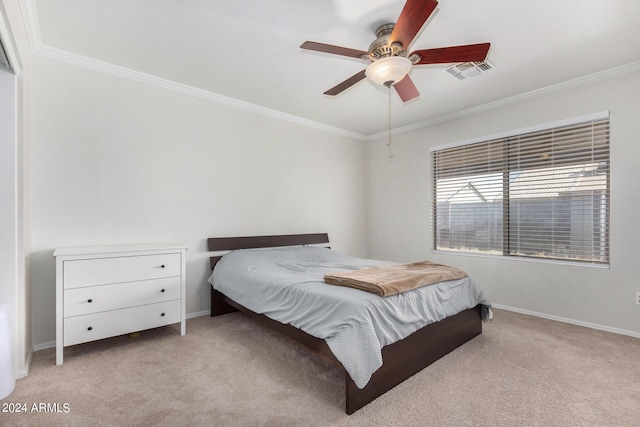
(445, 60, 494, 80)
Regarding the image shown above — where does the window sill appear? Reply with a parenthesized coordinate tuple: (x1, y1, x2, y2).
(430, 250, 610, 269)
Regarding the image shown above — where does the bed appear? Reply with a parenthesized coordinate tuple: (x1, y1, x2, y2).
(207, 233, 490, 414)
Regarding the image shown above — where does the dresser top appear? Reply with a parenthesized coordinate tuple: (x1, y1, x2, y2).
(53, 242, 188, 257)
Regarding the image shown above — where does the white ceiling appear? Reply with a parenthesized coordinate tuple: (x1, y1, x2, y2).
(29, 0, 640, 137)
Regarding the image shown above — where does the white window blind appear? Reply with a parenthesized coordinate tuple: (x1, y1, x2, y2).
(432, 115, 610, 264)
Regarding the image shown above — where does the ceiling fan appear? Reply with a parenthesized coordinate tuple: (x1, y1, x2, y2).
(300, 0, 491, 102)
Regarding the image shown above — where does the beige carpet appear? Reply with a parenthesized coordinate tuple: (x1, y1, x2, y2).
(2, 309, 639, 426)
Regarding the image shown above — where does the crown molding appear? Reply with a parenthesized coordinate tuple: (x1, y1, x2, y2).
(34, 45, 367, 141)
(20, 1, 365, 140)
(20, 0, 640, 143)
(37, 35, 639, 144)
(367, 60, 640, 141)
(18, 0, 40, 52)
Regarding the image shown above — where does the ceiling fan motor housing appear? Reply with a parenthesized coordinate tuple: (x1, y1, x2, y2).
(364, 23, 418, 64)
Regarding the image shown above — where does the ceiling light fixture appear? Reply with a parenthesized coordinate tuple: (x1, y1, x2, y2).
(365, 56, 411, 161)
(365, 56, 412, 87)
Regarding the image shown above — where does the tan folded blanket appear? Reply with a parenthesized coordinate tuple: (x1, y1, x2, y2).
(324, 260, 468, 297)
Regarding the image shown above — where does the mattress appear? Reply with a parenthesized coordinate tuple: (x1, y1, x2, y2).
(209, 246, 491, 388)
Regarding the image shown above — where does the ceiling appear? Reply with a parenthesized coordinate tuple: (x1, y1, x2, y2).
(29, 0, 640, 137)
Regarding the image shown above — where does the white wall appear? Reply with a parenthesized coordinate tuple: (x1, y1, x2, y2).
(30, 56, 368, 346)
(366, 70, 640, 336)
(25, 43, 640, 347)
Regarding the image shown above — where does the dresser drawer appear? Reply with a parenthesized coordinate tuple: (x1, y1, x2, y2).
(63, 253, 181, 289)
(64, 300, 181, 346)
(63, 277, 181, 317)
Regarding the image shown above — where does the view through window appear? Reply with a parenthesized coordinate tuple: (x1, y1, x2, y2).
(432, 114, 610, 265)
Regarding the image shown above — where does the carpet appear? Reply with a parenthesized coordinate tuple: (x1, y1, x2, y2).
(2, 309, 639, 426)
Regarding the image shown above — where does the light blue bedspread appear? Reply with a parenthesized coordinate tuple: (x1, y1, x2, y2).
(209, 246, 491, 388)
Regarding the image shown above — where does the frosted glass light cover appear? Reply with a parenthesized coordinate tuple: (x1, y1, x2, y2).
(365, 56, 412, 86)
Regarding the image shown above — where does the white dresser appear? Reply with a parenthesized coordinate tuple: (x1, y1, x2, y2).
(54, 243, 187, 365)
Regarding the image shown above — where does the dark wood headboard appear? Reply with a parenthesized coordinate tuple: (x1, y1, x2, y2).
(207, 233, 329, 270)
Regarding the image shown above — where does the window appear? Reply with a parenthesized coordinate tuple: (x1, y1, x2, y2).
(431, 113, 610, 265)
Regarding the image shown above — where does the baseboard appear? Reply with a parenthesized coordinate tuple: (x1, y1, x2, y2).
(32, 306, 635, 359)
(32, 310, 213, 353)
(33, 340, 55, 352)
(492, 304, 640, 339)
(186, 310, 210, 319)
(15, 346, 33, 379)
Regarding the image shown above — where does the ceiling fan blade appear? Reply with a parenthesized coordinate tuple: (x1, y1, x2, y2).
(411, 43, 491, 65)
(300, 41, 368, 59)
(324, 70, 367, 96)
(394, 75, 420, 102)
(389, 0, 438, 49)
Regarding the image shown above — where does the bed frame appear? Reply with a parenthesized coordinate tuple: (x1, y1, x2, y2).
(208, 233, 482, 414)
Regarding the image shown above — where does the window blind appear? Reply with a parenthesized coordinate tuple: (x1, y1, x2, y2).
(432, 115, 610, 264)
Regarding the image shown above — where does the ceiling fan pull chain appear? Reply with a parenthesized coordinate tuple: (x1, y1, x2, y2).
(387, 86, 393, 161)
